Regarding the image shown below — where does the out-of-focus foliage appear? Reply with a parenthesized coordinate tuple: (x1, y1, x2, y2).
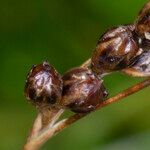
(0, 0, 150, 150)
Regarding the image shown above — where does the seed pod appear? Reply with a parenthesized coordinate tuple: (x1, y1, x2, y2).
(122, 50, 150, 77)
(25, 61, 63, 109)
(136, 1, 150, 40)
(61, 67, 108, 113)
(91, 25, 141, 75)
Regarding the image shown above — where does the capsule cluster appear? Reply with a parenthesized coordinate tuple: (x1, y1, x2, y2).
(25, 62, 108, 113)
(25, 1, 150, 113)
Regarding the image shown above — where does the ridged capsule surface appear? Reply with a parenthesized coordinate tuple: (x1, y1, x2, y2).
(136, 1, 150, 40)
(61, 67, 108, 113)
(25, 61, 63, 109)
(91, 25, 141, 75)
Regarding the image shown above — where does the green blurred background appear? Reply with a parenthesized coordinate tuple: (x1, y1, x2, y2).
(0, 0, 150, 149)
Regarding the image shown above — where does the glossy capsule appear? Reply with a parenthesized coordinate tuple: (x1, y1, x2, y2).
(122, 50, 150, 77)
(25, 61, 63, 109)
(136, 1, 150, 40)
(122, 1, 150, 77)
(91, 25, 141, 75)
(60, 67, 108, 113)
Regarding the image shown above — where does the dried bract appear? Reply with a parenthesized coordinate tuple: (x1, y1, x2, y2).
(122, 50, 150, 77)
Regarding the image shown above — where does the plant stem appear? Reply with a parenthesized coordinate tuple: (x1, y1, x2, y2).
(46, 77, 150, 136)
(23, 109, 64, 150)
(23, 77, 150, 150)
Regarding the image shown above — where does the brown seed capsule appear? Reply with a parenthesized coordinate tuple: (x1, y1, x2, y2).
(25, 61, 63, 109)
(122, 50, 150, 77)
(136, 1, 150, 40)
(91, 25, 141, 75)
(60, 67, 108, 113)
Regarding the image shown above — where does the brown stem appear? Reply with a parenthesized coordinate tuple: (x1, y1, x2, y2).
(23, 108, 64, 150)
(23, 77, 150, 150)
(49, 77, 150, 136)
(27, 113, 42, 141)
(40, 108, 64, 128)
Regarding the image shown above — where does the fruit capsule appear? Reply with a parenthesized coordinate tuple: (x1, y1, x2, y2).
(136, 0, 150, 40)
(91, 25, 141, 75)
(25, 61, 63, 109)
(61, 67, 108, 113)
